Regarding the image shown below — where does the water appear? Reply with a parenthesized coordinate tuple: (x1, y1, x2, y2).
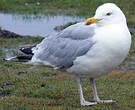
(0, 13, 86, 37)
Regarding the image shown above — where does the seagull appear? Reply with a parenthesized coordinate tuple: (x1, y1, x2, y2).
(23, 3, 131, 106)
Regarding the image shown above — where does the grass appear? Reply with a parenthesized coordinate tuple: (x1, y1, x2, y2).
(0, 59, 135, 110)
(0, 31, 135, 110)
(0, 0, 135, 25)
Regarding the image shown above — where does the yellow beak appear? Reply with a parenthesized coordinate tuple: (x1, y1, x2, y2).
(85, 17, 101, 25)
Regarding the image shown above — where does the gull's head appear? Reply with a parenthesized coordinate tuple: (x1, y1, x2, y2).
(85, 3, 126, 26)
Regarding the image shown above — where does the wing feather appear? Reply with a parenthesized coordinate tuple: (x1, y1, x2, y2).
(32, 22, 96, 69)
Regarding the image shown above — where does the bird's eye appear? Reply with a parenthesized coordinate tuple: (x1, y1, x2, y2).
(106, 12, 112, 16)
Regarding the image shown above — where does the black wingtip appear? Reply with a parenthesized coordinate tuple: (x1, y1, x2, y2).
(16, 55, 32, 62)
(19, 47, 34, 55)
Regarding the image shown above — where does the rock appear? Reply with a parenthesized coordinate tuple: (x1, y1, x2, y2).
(0, 91, 10, 98)
(18, 71, 28, 75)
(0, 28, 31, 38)
(0, 82, 12, 89)
(54, 25, 64, 32)
(54, 21, 78, 32)
(41, 84, 46, 87)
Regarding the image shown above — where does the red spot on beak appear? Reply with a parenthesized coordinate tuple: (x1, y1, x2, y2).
(86, 22, 92, 25)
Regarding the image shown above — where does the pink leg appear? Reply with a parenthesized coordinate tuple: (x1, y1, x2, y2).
(76, 78, 97, 106)
(90, 78, 116, 103)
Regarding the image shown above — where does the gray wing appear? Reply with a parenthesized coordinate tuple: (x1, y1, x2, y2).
(32, 22, 96, 69)
(58, 22, 95, 39)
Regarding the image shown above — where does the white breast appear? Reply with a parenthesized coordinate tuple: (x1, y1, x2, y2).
(67, 24, 131, 78)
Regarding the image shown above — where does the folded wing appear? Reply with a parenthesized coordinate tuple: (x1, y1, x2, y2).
(32, 22, 96, 69)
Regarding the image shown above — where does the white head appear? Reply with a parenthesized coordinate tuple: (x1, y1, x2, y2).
(85, 3, 127, 26)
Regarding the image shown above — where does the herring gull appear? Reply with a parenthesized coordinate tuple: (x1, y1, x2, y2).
(28, 3, 131, 106)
